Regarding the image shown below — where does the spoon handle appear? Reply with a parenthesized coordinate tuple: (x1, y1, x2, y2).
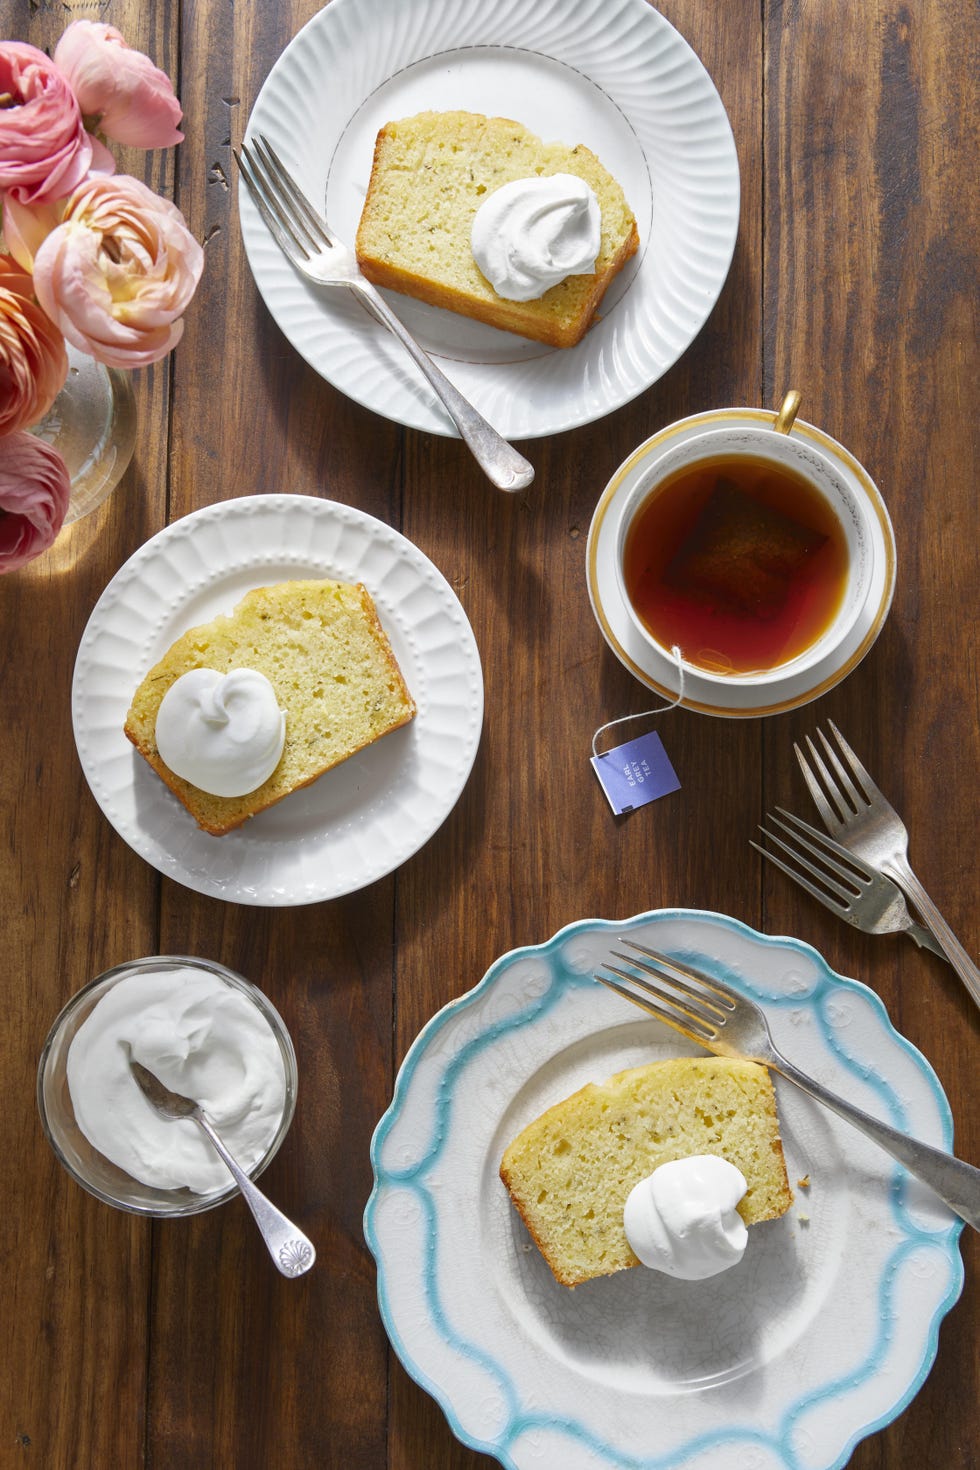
(194, 1111, 316, 1277)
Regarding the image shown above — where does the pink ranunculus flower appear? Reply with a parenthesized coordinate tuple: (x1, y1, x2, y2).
(54, 21, 183, 149)
(0, 431, 71, 573)
(0, 254, 69, 436)
(0, 41, 94, 204)
(31, 172, 204, 369)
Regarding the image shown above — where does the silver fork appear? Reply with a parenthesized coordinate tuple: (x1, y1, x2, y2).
(796, 722, 980, 1008)
(595, 940, 980, 1229)
(752, 808, 945, 957)
(235, 136, 534, 494)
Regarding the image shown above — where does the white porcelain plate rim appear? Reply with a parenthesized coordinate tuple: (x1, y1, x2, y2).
(239, 0, 740, 440)
(71, 494, 483, 906)
(365, 908, 962, 1470)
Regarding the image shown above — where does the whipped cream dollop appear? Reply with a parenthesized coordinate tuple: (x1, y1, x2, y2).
(66, 965, 288, 1194)
(155, 667, 285, 797)
(471, 172, 601, 301)
(624, 1155, 749, 1280)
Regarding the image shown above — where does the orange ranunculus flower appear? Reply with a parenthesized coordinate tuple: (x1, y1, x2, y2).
(0, 254, 69, 436)
(29, 172, 204, 369)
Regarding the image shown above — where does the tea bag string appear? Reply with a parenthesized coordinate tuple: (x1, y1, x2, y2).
(591, 645, 686, 759)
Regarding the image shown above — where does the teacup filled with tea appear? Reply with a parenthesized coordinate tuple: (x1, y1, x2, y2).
(614, 404, 876, 684)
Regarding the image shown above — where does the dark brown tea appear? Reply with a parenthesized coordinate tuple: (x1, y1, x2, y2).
(623, 455, 850, 674)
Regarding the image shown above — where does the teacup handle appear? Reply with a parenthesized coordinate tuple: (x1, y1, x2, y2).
(773, 389, 802, 434)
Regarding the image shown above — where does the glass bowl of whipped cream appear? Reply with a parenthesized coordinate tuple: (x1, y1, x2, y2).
(37, 955, 298, 1217)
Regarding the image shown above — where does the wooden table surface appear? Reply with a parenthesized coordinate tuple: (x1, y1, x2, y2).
(1, 1, 976, 1466)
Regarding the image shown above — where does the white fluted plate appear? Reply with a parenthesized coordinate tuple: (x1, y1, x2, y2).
(239, 0, 740, 440)
(71, 495, 483, 906)
(366, 910, 964, 1470)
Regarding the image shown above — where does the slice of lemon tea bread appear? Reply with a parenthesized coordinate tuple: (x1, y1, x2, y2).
(500, 1055, 793, 1286)
(124, 579, 416, 835)
(355, 109, 639, 348)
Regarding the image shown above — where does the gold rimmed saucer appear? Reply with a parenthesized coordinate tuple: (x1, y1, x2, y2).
(586, 406, 896, 718)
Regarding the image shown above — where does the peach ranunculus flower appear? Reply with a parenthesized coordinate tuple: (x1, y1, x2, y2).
(0, 195, 64, 274)
(0, 41, 95, 204)
(0, 431, 71, 573)
(0, 254, 69, 436)
(54, 22, 183, 150)
(28, 172, 204, 369)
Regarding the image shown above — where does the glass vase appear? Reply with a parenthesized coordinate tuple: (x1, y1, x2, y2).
(30, 343, 137, 524)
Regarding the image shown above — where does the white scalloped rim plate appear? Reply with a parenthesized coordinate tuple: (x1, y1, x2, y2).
(239, 0, 740, 440)
(366, 910, 964, 1470)
(71, 495, 483, 906)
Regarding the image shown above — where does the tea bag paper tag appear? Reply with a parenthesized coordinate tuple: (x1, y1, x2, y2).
(591, 730, 680, 815)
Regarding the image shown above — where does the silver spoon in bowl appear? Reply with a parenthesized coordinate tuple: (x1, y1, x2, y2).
(130, 1058, 316, 1277)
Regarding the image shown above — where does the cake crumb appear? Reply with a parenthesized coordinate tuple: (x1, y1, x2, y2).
(796, 1174, 811, 1189)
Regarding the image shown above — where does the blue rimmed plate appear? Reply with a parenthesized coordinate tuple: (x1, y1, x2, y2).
(365, 910, 963, 1470)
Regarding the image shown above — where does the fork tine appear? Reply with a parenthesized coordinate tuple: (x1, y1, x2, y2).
(815, 727, 865, 811)
(826, 719, 887, 804)
(751, 837, 852, 916)
(806, 733, 854, 816)
(254, 136, 335, 250)
(620, 940, 738, 1011)
(237, 142, 313, 260)
(250, 147, 320, 255)
(754, 823, 857, 904)
(773, 807, 868, 865)
(235, 144, 305, 262)
(766, 811, 868, 895)
(610, 948, 731, 1020)
(606, 956, 730, 1026)
(594, 970, 717, 1043)
(795, 736, 848, 825)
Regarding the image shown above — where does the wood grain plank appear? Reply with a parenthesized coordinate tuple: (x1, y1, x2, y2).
(168, 0, 406, 529)
(765, 4, 978, 1468)
(145, 894, 393, 1468)
(0, 0, 175, 1464)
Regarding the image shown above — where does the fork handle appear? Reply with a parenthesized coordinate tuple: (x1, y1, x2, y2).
(882, 855, 980, 1009)
(352, 280, 534, 492)
(770, 1054, 980, 1230)
(906, 919, 950, 961)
